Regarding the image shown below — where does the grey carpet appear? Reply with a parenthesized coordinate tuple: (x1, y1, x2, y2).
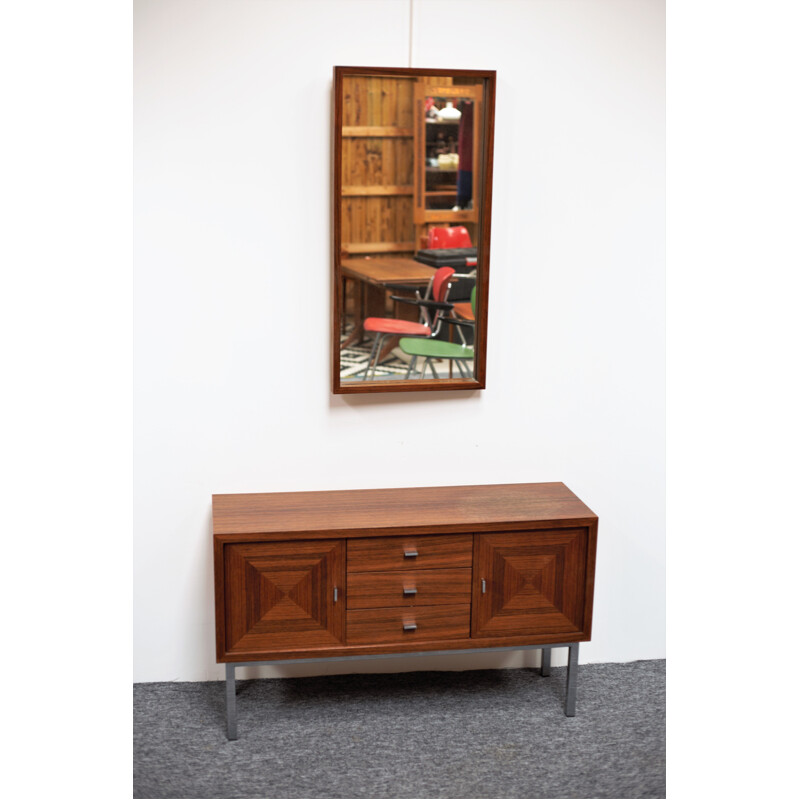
(134, 659, 665, 799)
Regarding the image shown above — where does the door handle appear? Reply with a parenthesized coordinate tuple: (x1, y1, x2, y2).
(404, 550, 418, 558)
(333, 586, 338, 603)
(403, 587, 418, 596)
(403, 623, 417, 632)
(481, 578, 486, 594)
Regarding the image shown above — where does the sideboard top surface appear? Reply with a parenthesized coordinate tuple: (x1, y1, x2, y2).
(212, 482, 596, 537)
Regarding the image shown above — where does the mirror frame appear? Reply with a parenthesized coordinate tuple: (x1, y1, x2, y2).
(332, 65, 496, 394)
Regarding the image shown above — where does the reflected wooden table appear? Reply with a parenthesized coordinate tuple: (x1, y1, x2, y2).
(340, 256, 434, 354)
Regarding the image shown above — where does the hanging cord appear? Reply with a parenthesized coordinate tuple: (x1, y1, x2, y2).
(408, 0, 414, 68)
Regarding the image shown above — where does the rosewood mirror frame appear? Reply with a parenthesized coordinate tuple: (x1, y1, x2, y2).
(332, 65, 496, 394)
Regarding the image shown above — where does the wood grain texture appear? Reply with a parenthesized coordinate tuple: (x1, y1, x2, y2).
(582, 519, 599, 640)
(213, 483, 598, 663)
(212, 482, 597, 537)
(347, 568, 472, 609)
(346, 604, 470, 645)
(471, 530, 587, 638)
(340, 256, 433, 284)
(348, 533, 473, 573)
(217, 631, 592, 663)
(214, 536, 226, 660)
(224, 540, 345, 654)
(341, 241, 416, 254)
(340, 77, 415, 259)
(342, 126, 413, 137)
(341, 185, 413, 196)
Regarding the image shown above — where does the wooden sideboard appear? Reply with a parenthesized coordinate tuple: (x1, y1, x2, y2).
(213, 482, 598, 739)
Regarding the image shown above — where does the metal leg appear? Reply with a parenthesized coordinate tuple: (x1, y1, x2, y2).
(226, 663, 238, 740)
(370, 334, 384, 380)
(362, 334, 379, 381)
(406, 355, 417, 379)
(564, 643, 579, 716)
(220, 643, 580, 736)
(540, 647, 551, 677)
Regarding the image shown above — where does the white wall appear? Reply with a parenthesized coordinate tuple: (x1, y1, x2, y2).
(134, 0, 665, 683)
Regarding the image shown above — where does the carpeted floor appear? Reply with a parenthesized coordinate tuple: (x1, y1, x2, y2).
(133, 660, 665, 799)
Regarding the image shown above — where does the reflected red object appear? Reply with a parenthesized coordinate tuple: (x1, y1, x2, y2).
(425, 226, 473, 250)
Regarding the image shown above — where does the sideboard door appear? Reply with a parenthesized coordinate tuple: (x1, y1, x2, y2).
(472, 530, 587, 639)
(224, 540, 345, 654)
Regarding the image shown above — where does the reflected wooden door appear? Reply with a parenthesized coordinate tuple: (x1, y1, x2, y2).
(472, 531, 588, 638)
(224, 540, 345, 654)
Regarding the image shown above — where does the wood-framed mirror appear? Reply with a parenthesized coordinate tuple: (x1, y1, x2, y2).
(332, 66, 496, 394)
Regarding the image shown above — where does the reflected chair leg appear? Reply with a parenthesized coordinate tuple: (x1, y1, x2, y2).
(362, 334, 379, 381)
(406, 355, 417, 379)
(226, 663, 238, 740)
(455, 359, 467, 379)
(370, 334, 384, 380)
(421, 358, 429, 378)
(367, 333, 383, 380)
(540, 647, 551, 677)
(565, 643, 579, 717)
(428, 359, 439, 378)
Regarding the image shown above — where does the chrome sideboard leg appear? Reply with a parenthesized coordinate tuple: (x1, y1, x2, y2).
(564, 643, 579, 717)
(540, 647, 551, 677)
(226, 663, 238, 740)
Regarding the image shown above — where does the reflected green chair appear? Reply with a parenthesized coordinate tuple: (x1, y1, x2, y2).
(399, 287, 476, 379)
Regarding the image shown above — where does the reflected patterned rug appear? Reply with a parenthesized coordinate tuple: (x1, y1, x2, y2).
(339, 326, 474, 381)
(339, 326, 408, 380)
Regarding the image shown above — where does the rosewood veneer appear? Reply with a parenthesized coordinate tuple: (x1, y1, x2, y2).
(213, 482, 598, 739)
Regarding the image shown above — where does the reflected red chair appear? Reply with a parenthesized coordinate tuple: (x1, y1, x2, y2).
(421, 227, 476, 302)
(361, 267, 456, 380)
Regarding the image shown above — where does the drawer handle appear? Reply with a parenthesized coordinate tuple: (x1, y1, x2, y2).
(403, 623, 417, 632)
(403, 587, 418, 596)
(404, 550, 419, 558)
(481, 578, 486, 594)
(333, 586, 338, 603)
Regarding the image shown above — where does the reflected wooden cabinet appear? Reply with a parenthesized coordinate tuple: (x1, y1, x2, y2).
(413, 82, 483, 229)
(214, 482, 597, 738)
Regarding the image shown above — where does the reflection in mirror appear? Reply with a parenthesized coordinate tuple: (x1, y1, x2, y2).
(333, 67, 495, 394)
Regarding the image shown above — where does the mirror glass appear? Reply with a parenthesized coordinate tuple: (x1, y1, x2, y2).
(333, 67, 495, 393)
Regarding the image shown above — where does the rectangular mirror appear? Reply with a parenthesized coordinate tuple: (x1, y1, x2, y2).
(332, 66, 496, 394)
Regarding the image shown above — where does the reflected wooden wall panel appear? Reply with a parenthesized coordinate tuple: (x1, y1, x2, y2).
(341, 76, 416, 255)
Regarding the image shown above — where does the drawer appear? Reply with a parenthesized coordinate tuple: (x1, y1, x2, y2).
(347, 568, 472, 609)
(346, 604, 471, 645)
(347, 533, 473, 573)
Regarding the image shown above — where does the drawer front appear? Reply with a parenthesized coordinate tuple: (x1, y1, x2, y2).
(347, 568, 472, 609)
(347, 533, 473, 573)
(347, 604, 471, 645)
